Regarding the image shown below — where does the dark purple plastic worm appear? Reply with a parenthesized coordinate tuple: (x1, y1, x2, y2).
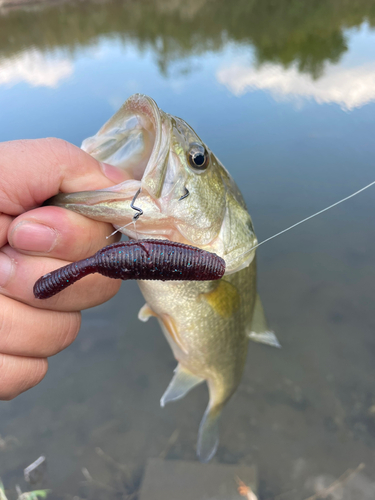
(33, 239, 226, 299)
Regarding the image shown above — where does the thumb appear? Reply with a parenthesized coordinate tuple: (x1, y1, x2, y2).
(0, 138, 128, 216)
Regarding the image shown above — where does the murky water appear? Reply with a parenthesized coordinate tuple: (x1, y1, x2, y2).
(1, 1, 375, 498)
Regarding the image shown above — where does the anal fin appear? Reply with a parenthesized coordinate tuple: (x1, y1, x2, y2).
(248, 330, 281, 348)
(160, 364, 203, 407)
(247, 294, 281, 348)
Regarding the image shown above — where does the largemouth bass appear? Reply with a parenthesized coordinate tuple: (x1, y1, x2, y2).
(51, 94, 279, 462)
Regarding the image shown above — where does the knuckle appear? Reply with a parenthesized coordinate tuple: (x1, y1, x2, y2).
(38, 137, 71, 161)
(0, 298, 15, 350)
(30, 357, 48, 385)
(1, 391, 17, 401)
(97, 277, 121, 302)
(41, 138, 77, 174)
(43, 137, 68, 148)
(51, 276, 120, 312)
(59, 139, 85, 173)
(83, 223, 115, 256)
(17, 358, 48, 397)
(0, 356, 48, 401)
(57, 312, 81, 352)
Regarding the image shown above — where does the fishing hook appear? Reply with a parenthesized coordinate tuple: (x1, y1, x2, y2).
(179, 187, 190, 201)
(130, 188, 143, 220)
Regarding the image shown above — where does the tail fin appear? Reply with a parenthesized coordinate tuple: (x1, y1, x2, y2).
(197, 404, 222, 463)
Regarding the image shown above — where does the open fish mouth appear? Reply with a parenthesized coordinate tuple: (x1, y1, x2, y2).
(49, 95, 174, 237)
(82, 94, 170, 197)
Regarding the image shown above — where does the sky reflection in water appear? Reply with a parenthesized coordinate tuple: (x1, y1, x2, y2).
(218, 24, 375, 110)
(1, 21, 375, 111)
(1, 1, 375, 499)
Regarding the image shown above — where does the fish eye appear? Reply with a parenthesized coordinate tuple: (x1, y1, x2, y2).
(187, 143, 209, 171)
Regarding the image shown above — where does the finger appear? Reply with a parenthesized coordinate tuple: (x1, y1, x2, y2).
(0, 138, 129, 215)
(0, 354, 48, 400)
(0, 213, 13, 247)
(0, 245, 121, 312)
(0, 295, 81, 357)
(8, 206, 120, 260)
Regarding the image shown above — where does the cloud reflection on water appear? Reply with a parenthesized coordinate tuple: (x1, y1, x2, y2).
(217, 59, 375, 111)
(1, 14, 375, 112)
(217, 23, 375, 111)
(0, 49, 73, 88)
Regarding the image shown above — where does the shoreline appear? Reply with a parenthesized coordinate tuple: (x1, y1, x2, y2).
(0, 0, 112, 13)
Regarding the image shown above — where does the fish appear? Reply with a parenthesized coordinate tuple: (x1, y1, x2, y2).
(49, 93, 280, 462)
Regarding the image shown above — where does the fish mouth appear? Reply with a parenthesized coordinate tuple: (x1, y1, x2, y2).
(49, 94, 173, 237)
(82, 94, 169, 197)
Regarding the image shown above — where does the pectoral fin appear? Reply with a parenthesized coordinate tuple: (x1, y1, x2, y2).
(247, 294, 281, 348)
(197, 404, 221, 463)
(160, 314, 188, 354)
(160, 364, 204, 407)
(203, 280, 240, 318)
(138, 303, 156, 322)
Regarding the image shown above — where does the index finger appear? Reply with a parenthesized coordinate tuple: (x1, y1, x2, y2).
(0, 138, 128, 216)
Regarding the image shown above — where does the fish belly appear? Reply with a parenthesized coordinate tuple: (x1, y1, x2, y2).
(138, 262, 256, 462)
(137, 261, 256, 401)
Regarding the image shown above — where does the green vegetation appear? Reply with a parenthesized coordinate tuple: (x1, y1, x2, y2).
(0, 479, 49, 500)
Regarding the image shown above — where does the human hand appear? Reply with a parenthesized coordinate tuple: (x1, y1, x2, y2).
(0, 138, 129, 400)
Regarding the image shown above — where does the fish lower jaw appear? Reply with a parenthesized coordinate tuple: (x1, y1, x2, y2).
(119, 226, 203, 247)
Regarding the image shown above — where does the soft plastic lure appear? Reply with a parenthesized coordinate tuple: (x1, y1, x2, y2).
(33, 239, 226, 299)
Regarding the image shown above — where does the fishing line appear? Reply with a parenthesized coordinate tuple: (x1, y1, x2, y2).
(233, 180, 375, 262)
(106, 220, 138, 239)
(107, 188, 143, 239)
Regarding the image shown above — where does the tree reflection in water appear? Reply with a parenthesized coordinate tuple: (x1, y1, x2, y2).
(0, 0, 374, 78)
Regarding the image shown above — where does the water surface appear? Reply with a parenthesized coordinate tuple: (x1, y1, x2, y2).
(1, 1, 375, 498)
